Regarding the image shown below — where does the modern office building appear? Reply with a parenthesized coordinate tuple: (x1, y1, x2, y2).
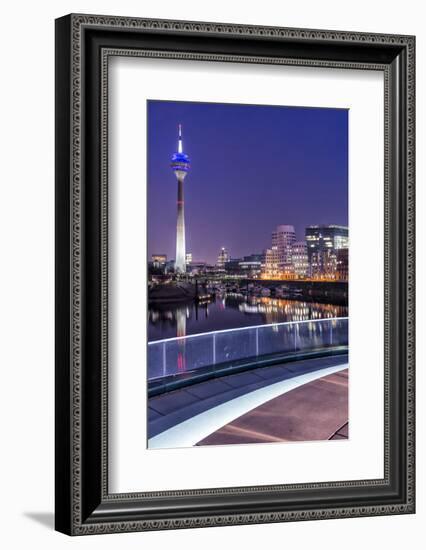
(305, 225, 349, 279)
(336, 248, 349, 281)
(237, 254, 263, 277)
(151, 254, 167, 269)
(223, 258, 241, 274)
(272, 225, 296, 272)
(217, 247, 230, 269)
(170, 125, 190, 273)
(290, 242, 309, 278)
(261, 246, 280, 279)
(187, 261, 207, 275)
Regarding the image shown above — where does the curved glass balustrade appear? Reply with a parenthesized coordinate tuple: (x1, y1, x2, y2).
(148, 317, 348, 381)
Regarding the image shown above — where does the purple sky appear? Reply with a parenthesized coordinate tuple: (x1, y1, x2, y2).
(147, 100, 348, 265)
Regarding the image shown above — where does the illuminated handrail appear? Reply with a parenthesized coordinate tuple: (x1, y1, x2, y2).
(148, 317, 349, 345)
(148, 317, 348, 381)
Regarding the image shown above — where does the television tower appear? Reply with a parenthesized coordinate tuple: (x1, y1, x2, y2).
(171, 124, 190, 273)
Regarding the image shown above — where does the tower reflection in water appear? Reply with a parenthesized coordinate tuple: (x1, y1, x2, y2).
(176, 308, 186, 372)
(149, 295, 348, 376)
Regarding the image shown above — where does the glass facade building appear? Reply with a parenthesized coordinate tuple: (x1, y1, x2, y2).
(290, 241, 309, 278)
(217, 247, 230, 269)
(305, 225, 349, 280)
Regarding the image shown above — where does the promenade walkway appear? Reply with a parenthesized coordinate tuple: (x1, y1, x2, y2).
(197, 369, 348, 445)
(148, 355, 348, 449)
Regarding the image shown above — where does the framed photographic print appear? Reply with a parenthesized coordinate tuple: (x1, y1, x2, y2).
(55, 14, 415, 535)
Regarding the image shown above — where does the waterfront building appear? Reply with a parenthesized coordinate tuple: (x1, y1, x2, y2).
(171, 125, 190, 273)
(305, 225, 349, 279)
(151, 254, 167, 269)
(238, 254, 263, 278)
(217, 247, 230, 269)
(244, 253, 263, 263)
(336, 248, 349, 281)
(187, 261, 207, 275)
(261, 246, 280, 279)
(224, 257, 241, 274)
(204, 263, 219, 274)
(271, 225, 296, 272)
(290, 242, 309, 278)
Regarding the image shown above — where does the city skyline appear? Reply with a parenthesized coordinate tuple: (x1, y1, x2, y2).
(150, 221, 349, 266)
(147, 100, 348, 265)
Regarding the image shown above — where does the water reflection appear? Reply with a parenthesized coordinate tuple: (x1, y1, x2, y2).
(148, 295, 348, 342)
(176, 308, 186, 372)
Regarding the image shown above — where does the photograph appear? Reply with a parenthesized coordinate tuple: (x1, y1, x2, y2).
(146, 100, 349, 449)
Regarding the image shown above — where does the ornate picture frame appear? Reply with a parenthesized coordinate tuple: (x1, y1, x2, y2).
(55, 14, 415, 535)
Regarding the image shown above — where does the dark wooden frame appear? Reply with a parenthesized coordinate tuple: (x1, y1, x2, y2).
(55, 13, 415, 535)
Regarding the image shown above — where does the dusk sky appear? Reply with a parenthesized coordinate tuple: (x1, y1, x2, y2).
(147, 100, 348, 265)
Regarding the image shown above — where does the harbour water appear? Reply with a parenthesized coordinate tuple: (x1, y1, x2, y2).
(148, 294, 348, 342)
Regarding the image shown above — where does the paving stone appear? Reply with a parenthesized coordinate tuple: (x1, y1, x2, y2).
(147, 407, 163, 421)
(219, 370, 264, 388)
(253, 365, 293, 380)
(149, 389, 200, 415)
(185, 378, 233, 399)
